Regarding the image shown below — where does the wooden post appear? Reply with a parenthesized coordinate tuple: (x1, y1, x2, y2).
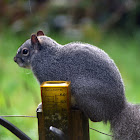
(37, 109, 89, 140)
(37, 81, 90, 140)
(70, 110, 89, 140)
(37, 109, 45, 140)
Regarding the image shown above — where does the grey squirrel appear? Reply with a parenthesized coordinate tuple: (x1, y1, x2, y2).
(14, 31, 140, 140)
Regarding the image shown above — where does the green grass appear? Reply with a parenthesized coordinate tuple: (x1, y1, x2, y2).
(0, 28, 140, 140)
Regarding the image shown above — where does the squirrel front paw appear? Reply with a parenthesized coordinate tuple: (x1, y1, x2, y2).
(36, 102, 42, 112)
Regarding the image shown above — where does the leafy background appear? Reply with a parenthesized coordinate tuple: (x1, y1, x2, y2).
(0, 0, 140, 139)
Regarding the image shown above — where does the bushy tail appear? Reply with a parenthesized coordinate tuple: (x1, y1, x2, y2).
(110, 102, 140, 140)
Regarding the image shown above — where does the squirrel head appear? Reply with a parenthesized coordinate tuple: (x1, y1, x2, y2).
(14, 30, 56, 69)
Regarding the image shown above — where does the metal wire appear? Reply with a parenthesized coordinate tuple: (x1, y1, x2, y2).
(89, 127, 114, 137)
(0, 115, 113, 137)
(0, 115, 36, 118)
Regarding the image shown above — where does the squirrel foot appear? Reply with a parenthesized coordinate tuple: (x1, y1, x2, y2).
(36, 102, 42, 112)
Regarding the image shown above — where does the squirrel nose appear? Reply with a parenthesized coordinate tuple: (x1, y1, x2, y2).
(14, 57, 17, 62)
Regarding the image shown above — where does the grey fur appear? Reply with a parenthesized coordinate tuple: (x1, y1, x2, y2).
(111, 103, 140, 140)
(14, 33, 140, 139)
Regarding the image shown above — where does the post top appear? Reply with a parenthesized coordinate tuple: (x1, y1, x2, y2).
(40, 81, 71, 87)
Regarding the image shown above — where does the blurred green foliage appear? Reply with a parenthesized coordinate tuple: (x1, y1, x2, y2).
(0, 27, 140, 139)
(0, 0, 140, 33)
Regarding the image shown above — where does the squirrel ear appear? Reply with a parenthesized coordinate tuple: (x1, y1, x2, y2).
(31, 34, 41, 50)
(37, 31, 45, 36)
(31, 34, 40, 45)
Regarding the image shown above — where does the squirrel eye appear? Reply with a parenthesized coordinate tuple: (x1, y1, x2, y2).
(22, 48, 29, 56)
